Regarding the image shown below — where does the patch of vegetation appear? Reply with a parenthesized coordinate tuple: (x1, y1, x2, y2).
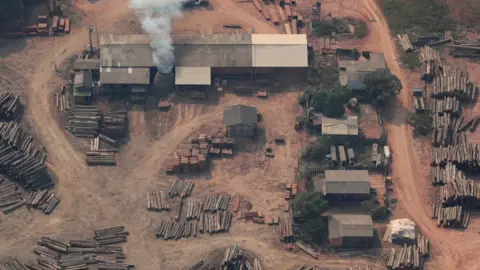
(311, 17, 369, 38)
(302, 136, 337, 161)
(310, 91, 345, 118)
(408, 112, 433, 137)
(354, 20, 369, 38)
(381, 0, 454, 35)
(362, 68, 402, 108)
(370, 205, 389, 221)
(311, 20, 336, 37)
(400, 52, 421, 70)
(292, 192, 328, 245)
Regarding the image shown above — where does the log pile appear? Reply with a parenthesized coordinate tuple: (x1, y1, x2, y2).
(86, 151, 116, 166)
(431, 70, 475, 101)
(200, 211, 234, 234)
(0, 257, 27, 270)
(0, 93, 22, 121)
(67, 105, 101, 138)
(431, 204, 470, 228)
(416, 235, 430, 257)
(185, 201, 202, 220)
(202, 194, 231, 212)
(295, 242, 318, 259)
(344, 265, 375, 270)
(430, 145, 480, 167)
(0, 179, 25, 214)
(55, 88, 71, 113)
(221, 245, 262, 270)
(100, 110, 127, 139)
(147, 191, 170, 212)
(168, 180, 194, 198)
(27, 189, 60, 214)
(449, 41, 480, 58)
(155, 220, 197, 240)
(166, 134, 212, 174)
(280, 216, 294, 242)
(439, 178, 480, 207)
(430, 96, 461, 115)
(419, 46, 442, 81)
(397, 34, 413, 52)
(94, 226, 129, 246)
(386, 246, 424, 270)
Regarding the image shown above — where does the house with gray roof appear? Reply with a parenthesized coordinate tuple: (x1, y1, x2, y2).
(310, 115, 359, 136)
(328, 214, 374, 247)
(324, 170, 370, 201)
(338, 52, 386, 89)
(223, 105, 258, 137)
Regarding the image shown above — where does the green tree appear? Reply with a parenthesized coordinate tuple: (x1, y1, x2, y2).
(354, 20, 369, 38)
(363, 68, 402, 108)
(311, 20, 336, 37)
(323, 93, 345, 117)
(408, 112, 433, 137)
(292, 192, 328, 244)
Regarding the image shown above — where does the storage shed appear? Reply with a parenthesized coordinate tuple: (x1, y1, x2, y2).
(324, 170, 370, 201)
(223, 105, 258, 137)
(73, 71, 92, 104)
(328, 214, 374, 247)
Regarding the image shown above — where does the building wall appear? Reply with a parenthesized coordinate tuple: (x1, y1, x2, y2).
(325, 193, 370, 202)
(227, 124, 255, 137)
(329, 237, 343, 247)
(101, 84, 148, 95)
(342, 236, 373, 247)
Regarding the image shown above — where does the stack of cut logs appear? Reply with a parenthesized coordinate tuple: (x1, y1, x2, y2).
(0, 122, 52, 190)
(55, 85, 71, 112)
(27, 227, 134, 270)
(166, 134, 211, 174)
(155, 220, 198, 240)
(431, 68, 476, 101)
(239, 210, 279, 225)
(0, 257, 27, 270)
(168, 180, 194, 198)
(221, 245, 262, 270)
(0, 179, 26, 214)
(430, 96, 461, 115)
(449, 40, 480, 58)
(386, 246, 424, 270)
(419, 46, 442, 81)
(431, 204, 471, 228)
(86, 150, 116, 166)
(210, 137, 235, 157)
(397, 34, 413, 52)
(344, 266, 375, 270)
(202, 194, 231, 212)
(430, 145, 480, 166)
(100, 110, 127, 138)
(440, 179, 480, 207)
(416, 235, 430, 257)
(0, 93, 22, 121)
(430, 161, 464, 185)
(280, 216, 294, 244)
(67, 105, 101, 138)
(252, 0, 303, 34)
(27, 189, 60, 214)
(185, 201, 203, 220)
(295, 242, 318, 259)
(147, 191, 170, 212)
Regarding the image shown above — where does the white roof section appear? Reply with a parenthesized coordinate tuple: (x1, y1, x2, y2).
(251, 34, 307, 45)
(252, 44, 308, 67)
(175, 67, 211, 85)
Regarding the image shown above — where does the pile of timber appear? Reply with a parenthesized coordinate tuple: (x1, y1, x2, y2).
(449, 42, 480, 58)
(155, 220, 198, 240)
(0, 93, 22, 120)
(221, 245, 262, 270)
(413, 96, 426, 112)
(0, 257, 27, 270)
(431, 72, 475, 101)
(416, 235, 430, 257)
(430, 145, 480, 167)
(200, 211, 233, 234)
(168, 179, 194, 198)
(386, 246, 424, 270)
(55, 86, 71, 113)
(185, 200, 203, 220)
(189, 260, 214, 270)
(147, 191, 170, 211)
(280, 217, 294, 242)
(0, 179, 26, 215)
(430, 96, 461, 115)
(431, 204, 470, 228)
(167, 134, 211, 174)
(67, 105, 101, 138)
(94, 226, 129, 246)
(439, 179, 480, 207)
(100, 110, 127, 139)
(430, 119, 468, 147)
(397, 34, 413, 52)
(26, 189, 60, 214)
(343, 265, 375, 270)
(202, 194, 231, 212)
(419, 46, 442, 80)
(295, 242, 318, 260)
(86, 151, 116, 166)
(371, 143, 387, 167)
(0, 122, 52, 190)
(430, 161, 464, 185)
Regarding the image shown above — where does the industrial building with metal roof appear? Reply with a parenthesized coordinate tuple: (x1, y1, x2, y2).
(320, 115, 359, 136)
(223, 105, 258, 137)
(323, 170, 370, 202)
(328, 214, 374, 247)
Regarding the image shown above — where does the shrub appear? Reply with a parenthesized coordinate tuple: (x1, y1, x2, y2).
(400, 52, 421, 70)
(363, 68, 402, 108)
(311, 20, 336, 37)
(292, 192, 328, 244)
(354, 20, 369, 38)
(408, 112, 433, 137)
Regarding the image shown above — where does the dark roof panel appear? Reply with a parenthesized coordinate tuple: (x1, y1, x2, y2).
(223, 105, 258, 126)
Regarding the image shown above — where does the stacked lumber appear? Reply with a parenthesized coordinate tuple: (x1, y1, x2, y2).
(147, 191, 170, 211)
(439, 179, 480, 207)
(431, 69, 475, 101)
(155, 220, 198, 240)
(26, 189, 60, 214)
(431, 204, 470, 228)
(67, 105, 101, 138)
(416, 235, 430, 257)
(221, 245, 262, 270)
(0, 93, 22, 120)
(280, 217, 294, 242)
(94, 226, 129, 246)
(419, 46, 442, 80)
(0, 257, 28, 270)
(55, 88, 71, 112)
(295, 242, 318, 259)
(166, 134, 212, 174)
(414, 96, 426, 112)
(199, 211, 233, 234)
(386, 246, 424, 270)
(0, 180, 26, 214)
(100, 110, 127, 138)
(430, 96, 461, 115)
(86, 151, 116, 166)
(202, 194, 230, 212)
(430, 145, 480, 167)
(397, 34, 413, 52)
(449, 42, 480, 58)
(185, 201, 203, 220)
(168, 180, 194, 198)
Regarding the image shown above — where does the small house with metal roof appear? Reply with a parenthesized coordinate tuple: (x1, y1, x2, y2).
(73, 71, 93, 104)
(328, 214, 374, 247)
(324, 170, 370, 201)
(223, 105, 258, 137)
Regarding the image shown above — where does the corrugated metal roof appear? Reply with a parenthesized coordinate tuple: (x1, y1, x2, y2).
(223, 105, 258, 126)
(328, 214, 373, 239)
(251, 34, 307, 45)
(74, 71, 92, 88)
(101, 44, 154, 67)
(100, 34, 151, 45)
(325, 170, 370, 195)
(252, 44, 308, 67)
(175, 44, 252, 67)
(100, 67, 150, 85)
(321, 116, 359, 136)
(74, 59, 100, 70)
(175, 67, 211, 85)
(172, 33, 252, 45)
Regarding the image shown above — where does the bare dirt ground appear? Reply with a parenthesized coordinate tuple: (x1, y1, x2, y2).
(0, 0, 385, 269)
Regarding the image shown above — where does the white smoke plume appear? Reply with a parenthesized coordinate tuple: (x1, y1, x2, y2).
(130, 0, 186, 74)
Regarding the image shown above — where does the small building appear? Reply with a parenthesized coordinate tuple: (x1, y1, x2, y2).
(324, 170, 370, 201)
(223, 105, 258, 137)
(73, 71, 93, 104)
(328, 214, 374, 247)
(320, 115, 359, 136)
(99, 67, 150, 96)
(338, 52, 386, 87)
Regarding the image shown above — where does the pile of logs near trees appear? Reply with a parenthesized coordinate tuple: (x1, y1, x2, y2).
(449, 40, 480, 58)
(147, 190, 170, 212)
(295, 242, 318, 260)
(27, 189, 60, 214)
(250, 0, 304, 34)
(238, 210, 279, 225)
(168, 179, 194, 198)
(397, 34, 413, 52)
(431, 204, 470, 228)
(431, 145, 480, 167)
(24, 226, 134, 270)
(386, 245, 425, 270)
(0, 93, 22, 120)
(419, 46, 442, 81)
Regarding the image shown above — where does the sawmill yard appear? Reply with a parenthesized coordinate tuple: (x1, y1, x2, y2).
(1, 0, 480, 269)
